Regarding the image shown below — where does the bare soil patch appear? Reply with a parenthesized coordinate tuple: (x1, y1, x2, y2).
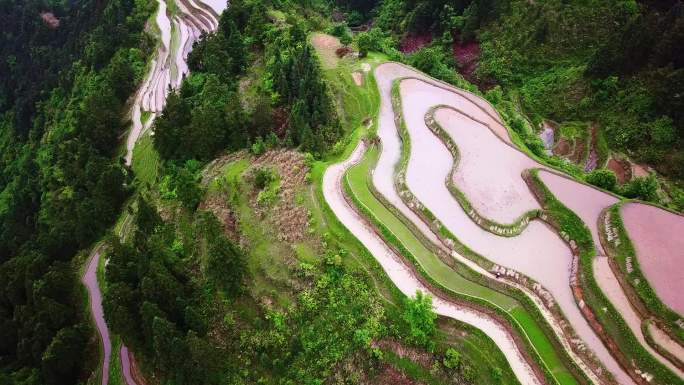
(569, 137, 586, 165)
(621, 203, 684, 315)
(311, 33, 342, 69)
(400, 33, 432, 53)
(249, 150, 310, 244)
(607, 157, 631, 185)
(372, 339, 434, 369)
(373, 364, 424, 385)
(352, 71, 364, 86)
(553, 138, 572, 156)
(584, 123, 599, 172)
(40, 12, 60, 28)
(632, 163, 651, 178)
(452, 39, 481, 82)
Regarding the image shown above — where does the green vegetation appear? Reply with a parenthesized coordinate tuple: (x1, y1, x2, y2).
(585, 169, 618, 192)
(154, 0, 342, 162)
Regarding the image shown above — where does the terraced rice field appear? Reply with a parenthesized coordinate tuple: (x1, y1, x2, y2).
(621, 203, 684, 315)
(345, 145, 581, 385)
(324, 61, 684, 385)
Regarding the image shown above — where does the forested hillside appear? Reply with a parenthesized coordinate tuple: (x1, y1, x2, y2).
(2, 0, 684, 384)
(0, 0, 153, 383)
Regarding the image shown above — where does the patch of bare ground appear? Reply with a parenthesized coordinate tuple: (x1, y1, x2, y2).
(311, 33, 343, 69)
(128, 350, 149, 385)
(40, 12, 60, 28)
(607, 157, 631, 184)
(201, 150, 247, 185)
(452, 37, 481, 83)
(400, 33, 433, 54)
(373, 364, 425, 385)
(248, 149, 310, 244)
(327, 351, 424, 385)
(584, 123, 599, 171)
(352, 71, 364, 86)
(198, 195, 238, 241)
(632, 162, 651, 178)
(372, 339, 434, 369)
(569, 136, 587, 165)
(553, 137, 572, 157)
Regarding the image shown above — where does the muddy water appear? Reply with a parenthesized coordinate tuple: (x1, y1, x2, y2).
(374, 68, 636, 384)
(621, 203, 684, 315)
(324, 142, 543, 385)
(120, 345, 136, 385)
(83, 247, 110, 385)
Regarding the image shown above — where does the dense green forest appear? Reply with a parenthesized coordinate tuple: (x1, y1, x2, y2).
(0, 0, 154, 383)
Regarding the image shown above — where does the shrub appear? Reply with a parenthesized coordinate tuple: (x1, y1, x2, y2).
(621, 173, 659, 202)
(442, 348, 461, 370)
(586, 169, 617, 191)
(401, 291, 436, 349)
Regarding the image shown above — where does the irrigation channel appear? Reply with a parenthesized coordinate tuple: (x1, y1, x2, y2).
(325, 62, 684, 385)
(82, 1, 226, 384)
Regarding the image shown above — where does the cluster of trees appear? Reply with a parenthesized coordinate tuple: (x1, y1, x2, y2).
(372, 0, 503, 40)
(586, 2, 684, 178)
(154, 0, 341, 164)
(153, 0, 265, 162)
(103, 197, 247, 384)
(0, 0, 154, 383)
(266, 24, 342, 155)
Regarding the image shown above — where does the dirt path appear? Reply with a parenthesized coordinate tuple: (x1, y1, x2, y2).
(83, 245, 110, 385)
(323, 141, 543, 385)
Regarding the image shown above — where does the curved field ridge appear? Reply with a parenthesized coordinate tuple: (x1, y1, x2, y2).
(392, 73, 633, 385)
(621, 203, 684, 316)
(538, 171, 684, 377)
(323, 141, 544, 385)
(371, 62, 661, 384)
